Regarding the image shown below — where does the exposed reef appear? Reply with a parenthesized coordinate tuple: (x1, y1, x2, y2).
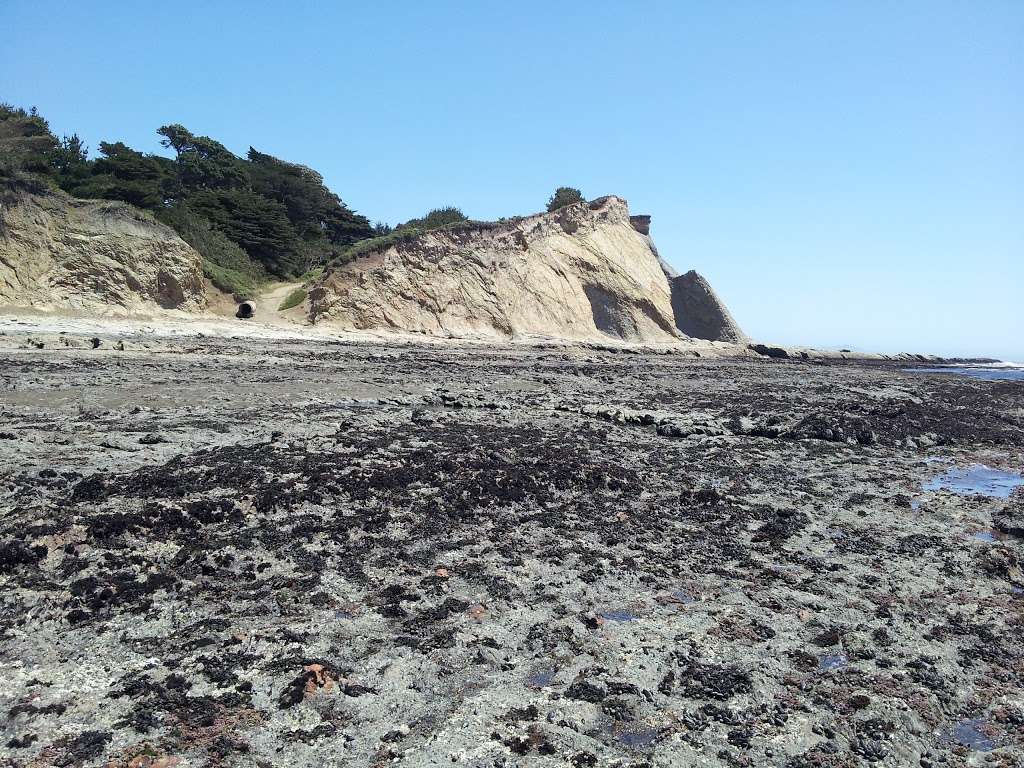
(0, 333, 1021, 766)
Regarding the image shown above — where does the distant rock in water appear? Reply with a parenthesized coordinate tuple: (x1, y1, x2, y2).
(0, 186, 206, 313)
(310, 196, 743, 344)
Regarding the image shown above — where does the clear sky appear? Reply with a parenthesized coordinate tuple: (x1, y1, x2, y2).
(3, 1, 1021, 359)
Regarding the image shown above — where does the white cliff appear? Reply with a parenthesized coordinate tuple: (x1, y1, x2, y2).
(311, 196, 743, 344)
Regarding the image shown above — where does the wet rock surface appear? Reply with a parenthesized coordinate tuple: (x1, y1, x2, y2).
(1, 336, 1023, 767)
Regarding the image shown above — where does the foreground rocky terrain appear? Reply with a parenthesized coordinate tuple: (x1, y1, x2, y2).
(1, 332, 1022, 767)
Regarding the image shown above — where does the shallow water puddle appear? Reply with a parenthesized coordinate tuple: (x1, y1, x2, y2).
(818, 654, 848, 671)
(923, 464, 1024, 499)
(614, 727, 660, 749)
(600, 610, 638, 622)
(945, 718, 997, 751)
(525, 668, 557, 688)
(972, 529, 1009, 543)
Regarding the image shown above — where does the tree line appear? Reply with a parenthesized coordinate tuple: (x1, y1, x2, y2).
(1, 104, 380, 295)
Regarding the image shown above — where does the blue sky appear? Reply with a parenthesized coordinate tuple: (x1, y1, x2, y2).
(3, 1, 1021, 359)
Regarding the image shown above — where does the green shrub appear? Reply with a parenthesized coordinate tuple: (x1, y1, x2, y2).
(202, 259, 260, 298)
(328, 226, 426, 267)
(400, 206, 467, 231)
(278, 287, 307, 311)
(298, 266, 323, 284)
(157, 202, 268, 298)
(325, 213, 515, 271)
(546, 186, 584, 212)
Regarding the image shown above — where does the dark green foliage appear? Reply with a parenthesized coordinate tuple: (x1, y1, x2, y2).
(49, 134, 90, 187)
(0, 103, 59, 178)
(65, 142, 173, 210)
(158, 124, 247, 191)
(247, 148, 372, 248)
(546, 186, 585, 212)
(187, 189, 303, 277)
(399, 206, 468, 231)
(156, 203, 267, 298)
(2, 104, 374, 287)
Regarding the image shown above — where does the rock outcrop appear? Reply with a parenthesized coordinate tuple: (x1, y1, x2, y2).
(670, 270, 746, 343)
(0, 186, 206, 313)
(311, 196, 742, 344)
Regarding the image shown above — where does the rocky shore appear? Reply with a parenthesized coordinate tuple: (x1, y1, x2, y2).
(1, 332, 1022, 767)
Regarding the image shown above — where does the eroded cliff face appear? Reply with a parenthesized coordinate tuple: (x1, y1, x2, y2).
(311, 196, 707, 343)
(670, 270, 747, 344)
(0, 187, 206, 313)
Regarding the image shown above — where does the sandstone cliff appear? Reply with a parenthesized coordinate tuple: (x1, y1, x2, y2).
(0, 185, 206, 314)
(310, 196, 744, 344)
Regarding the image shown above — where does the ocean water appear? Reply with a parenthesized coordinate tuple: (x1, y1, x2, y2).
(906, 364, 1024, 381)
